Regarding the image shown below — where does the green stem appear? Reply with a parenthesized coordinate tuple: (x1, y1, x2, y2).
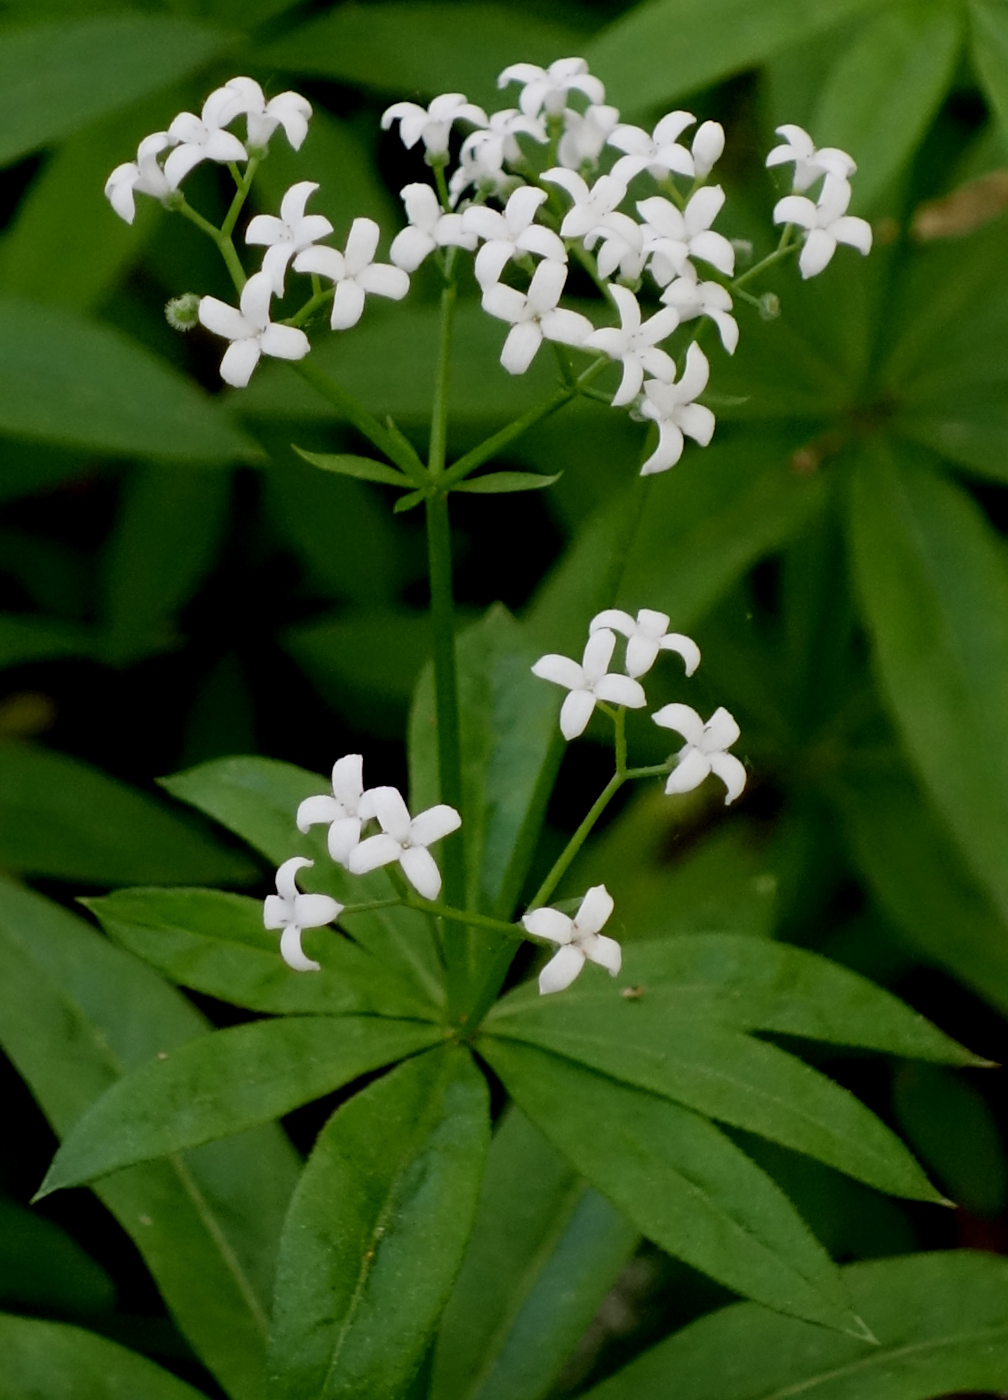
(405, 898, 523, 942)
(177, 200, 248, 295)
(285, 284, 335, 328)
(339, 898, 403, 916)
(291, 359, 425, 479)
(732, 225, 796, 291)
(221, 156, 259, 239)
(528, 769, 625, 912)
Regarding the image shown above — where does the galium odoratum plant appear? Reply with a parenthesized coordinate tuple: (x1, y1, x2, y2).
(30, 56, 983, 1400)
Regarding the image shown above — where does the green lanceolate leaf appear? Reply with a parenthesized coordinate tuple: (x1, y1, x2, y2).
(0, 1313, 207, 1400)
(0, 877, 299, 1400)
(293, 446, 416, 489)
(480, 1039, 858, 1333)
(269, 1047, 489, 1400)
(453, 471, 561, 494)
(39, 1015, 446, 1197)
(86, 887, 437, 1020)
(162, 755, 446, 1006)
(970, 0, 1008, 139)
(431, 1107, 638, 1400)
(847, 443, 1008, 928)
(489, 933, 978, 1065)
(486, 999, 941, 1201)
(0, 741, 257, 886)
(0, 300, 259, 464)
(582, 1251, 1008, 1399)
(0, 15, 232, 167)
(0, 1194, 115, 1317)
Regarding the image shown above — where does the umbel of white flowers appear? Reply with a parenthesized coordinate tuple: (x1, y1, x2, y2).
(103, 66, 869, 476)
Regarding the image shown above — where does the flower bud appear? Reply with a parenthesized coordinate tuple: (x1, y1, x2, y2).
(165, 293, 201, 331)
(759, 292, 781, 321)
(692, 120, 725, 179)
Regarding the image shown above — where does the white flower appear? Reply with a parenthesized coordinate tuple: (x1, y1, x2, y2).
(652, 703, 746, 804)
(348, 787, 460, 900)
(481, 259, 593, 374)
(523, 885, 621, 994)
(609, 111, 696, 182)
(389, 182, 477, 272)
(263, 857, 342, 973)
(691, 120, 725, 179)
(585, 285, 678, 406)
(660, 264, 738, 353)
(638, 343, 715, 475)
(638, 187, 735, 283)
(590, 608, 700, 679)
(164, 89, 248, 189)
(462, 185, 566, 288)
(766, 124, 856, 193)
(105, 132, 174, 224)
(381, 93, 488, 158)
(198, 271, 310, 388)
(773, 174, 872, 278)
(498, 57, 605, 118)
(531, 628, 646, 740)
(448, 110, 545, 204)
(245, 181, 333, 295)
(557, 103, 621, 169)
(583, 212, 648, 281)
(296, 754, 374, 868)
(294, 218, 410, 329)
(222, 77, 312, 151)
(542, 167, 627, 238)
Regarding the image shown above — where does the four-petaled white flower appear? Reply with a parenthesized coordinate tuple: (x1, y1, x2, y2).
(532, 628, 646, 740)
(294, 218, 409, 329)
(638, 187, 735, 283)
(543, 168, 627, 239)
(164, 89, 247, 189)
(498, 58, 605, 118)
(105, 132, 174, 224)
(245, 181, 333, 295)
(296, 753, 374, 868)
(652, 703, 746, 804)
(586, 285, 678, 405)
(660, 264, 738, 353)
(348, 787, 460, 900)
(637, 342, 715, 475)
(523, 885, 622, 995)
(222, 77, 312, 151)
(390, 182, 477, 272)
(198, 271, 310, 388)
(381, 93, 488, 158)
(462, 185, 566, 288)
(691, 120, 725, 179)
(609, 111, 696, 182)
(449, 109, 545, 204)
(773, 174, 872, 279)
(583, 211, 648, 281)
(264, 856, 343, 973)
(557, 103, 621, 169)
(482, 260, 593, 375)
(766, 124, 856, 193)
(590, 608, 700, 679)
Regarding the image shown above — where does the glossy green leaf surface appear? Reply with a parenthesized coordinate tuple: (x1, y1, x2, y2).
(584, 1251, 1008, 1399)
(86, 886, 436, 1019)
(0, 741, 257, 886)
(0, 877, 298, 1400)
(40, 1015, 445, 1195)
(0, 1313, 207, 1400)
(432, 1106, 638, 1400)
(453, 471, 561, 494)
(481, 1038, 856, 1332)
(294, 448, 414, 488)
(269, 1047, 489, 1400)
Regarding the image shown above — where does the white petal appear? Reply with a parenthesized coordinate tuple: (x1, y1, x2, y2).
(482, 281, 527, 324)
(799, 228, 836, 278)
(296, 793, 342, 832)
(332, 754, 364, 807)
(275, 855, 312, 901)
(263, 894, 287, 930)
(501, 320, 543, 374)
(583, 931, 622, 976)
(349, 833, 403, 874)
(703, 705, 741, 752)
(531, 653, 584, 689)
(355, 263, 410, 299)
(330, 279, 367, 329)
(575, 884, 614, 935)
(539, 308, 593, 347)
(293, 245, 346, 281)
(280, 925, 321, 972)
(239, 271, 274, 329)
(399, 845, 442, 900)
(203, 130, 248, 165)
(637, 195, 684, 239)
(677, 342, 711, 401)
(710, 308, 739, 354)
(677, 401, 716, 447)
(640, 420, 684, 474)
(688, 230, 735, 276)
(475, 241, 516, 288)
(612, 356, 644, 408)
(163, 143, 207, 189)
(539, 944, 586, 994)
(390, 225, 436, 272)
(590, 608, 635, 637)
(691, 120, 724, 177)
(198, 296, 249, 341)
(608, 282, 641, 332)
(527, 258, 567, 313)
(279, 180, 318, 226)
(582, 627, 616, 683)
(410, 804, 462, 847)
(831, 215, 872, 255)
(506, 183, 548, 231)
(665, 746, 712, 794)
(560, 688, 596, 740)
(219, 338, 262, 388)
(773, 194, 817, 229)
(658, 632, 701, 676)
(522, 907, 574, 944)
(327, 816, 362, 867)
(344, 216, 380, 272)
(593, 674, 647, 708)
(295, 215, 333, 248)
(709, 751, 747, 805)
(370, 786, 413, 842)
(624, 635, 660, 677)
(400, 181, 440, 232)
(293, 892, 342, 928)
(261, 242, 294, 296)
(652, 702, 704, 744)
(259, 323, 310, 362)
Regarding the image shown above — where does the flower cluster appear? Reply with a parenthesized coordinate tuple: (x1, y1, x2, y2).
(104, 62, 870, 474)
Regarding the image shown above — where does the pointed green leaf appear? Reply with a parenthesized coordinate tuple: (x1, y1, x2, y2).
(40, 1015, 445, 1196)
(970, 0, 1008, 140)
(0, 741, 257, 886)
(0, 1313, 207, 1400)
(0, 1194, 115, 1317)
(0, 876, 299, 1400)
(293, 447, 415, 489)
(848, 443, 1008, 927)
(582, 1251, 1008, 1399)
(86, 887, 437, 1020)
(481, 1039, 857, 1332)
(453, 471, 561, 494)
(269, 1047, 489, 1400)
(893, 1064, 1007, 1217)
(432, 1107, 637, 1400)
